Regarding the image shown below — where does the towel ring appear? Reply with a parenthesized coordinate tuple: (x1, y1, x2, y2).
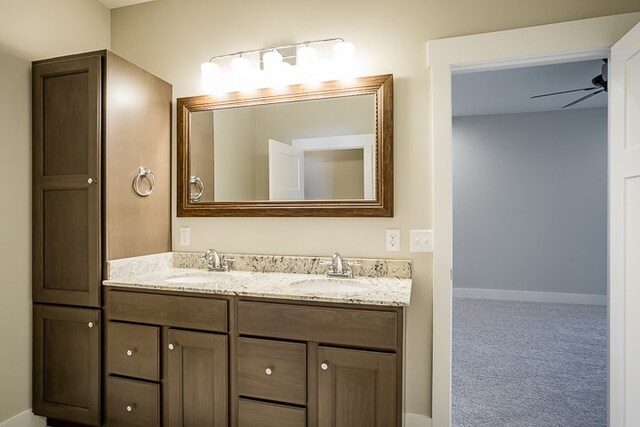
(189, 176, 204, 202)
(132, 167, 156, 197)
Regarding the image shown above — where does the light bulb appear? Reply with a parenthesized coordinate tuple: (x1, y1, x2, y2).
(263, 50, 283, 72)
(297, 45, 318, 68)
(201, 62, 222, 92)
(201, 61, 220, 79)
(333, 41, 354, 61)
(231, 56, 251, 74)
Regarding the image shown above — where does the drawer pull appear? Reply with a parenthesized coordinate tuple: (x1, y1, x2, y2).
(126, 348, 136, 357)
(265, 367, 273, 376)
(126, 404, 136, 412)
(88, 321, 95, 328)
(168, 343, 175, 351)
(321, 362, 329, 371)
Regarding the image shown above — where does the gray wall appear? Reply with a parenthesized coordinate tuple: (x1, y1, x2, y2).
(453, 108, 607, 295)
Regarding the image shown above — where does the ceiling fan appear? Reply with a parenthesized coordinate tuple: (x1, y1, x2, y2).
(530, 59, 608, 108)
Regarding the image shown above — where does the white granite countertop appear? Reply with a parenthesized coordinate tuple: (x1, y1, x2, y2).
(103, 268, 412, 307)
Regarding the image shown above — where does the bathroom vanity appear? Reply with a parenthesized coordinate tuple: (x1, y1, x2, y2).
(101, 253, 411, 427)
(31, 54, 399, 426)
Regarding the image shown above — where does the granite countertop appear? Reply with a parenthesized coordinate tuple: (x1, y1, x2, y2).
(103, 267, 412, 307)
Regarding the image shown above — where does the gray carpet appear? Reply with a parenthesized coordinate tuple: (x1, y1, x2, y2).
(452, 298, 607, 427)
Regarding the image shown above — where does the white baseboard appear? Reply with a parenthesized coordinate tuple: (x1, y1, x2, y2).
(2, 409, 431, 427)
(405, 412, 432, 427)
(453, 287, 607, 305)
(0, 410, 45, 427)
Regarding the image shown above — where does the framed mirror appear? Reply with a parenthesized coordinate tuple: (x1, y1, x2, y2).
(177, 74, 393, 216)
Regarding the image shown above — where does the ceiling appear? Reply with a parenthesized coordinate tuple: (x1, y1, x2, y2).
(452, 59, 608, 117)
(97, 0, 154, 9)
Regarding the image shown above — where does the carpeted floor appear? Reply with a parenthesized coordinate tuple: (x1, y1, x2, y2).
(452, 297, 607, 427)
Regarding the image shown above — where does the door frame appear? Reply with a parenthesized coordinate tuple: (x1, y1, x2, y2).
(427, 12, 640, 426)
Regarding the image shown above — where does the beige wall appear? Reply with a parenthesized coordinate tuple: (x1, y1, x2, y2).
(0, 0, 109, 422)
(214, 108, 257, 201)
(108, 0, 640, 419)
(305, 149, 365, 199)
(0, 0, 110, 60)
(0, 50, 32, 423)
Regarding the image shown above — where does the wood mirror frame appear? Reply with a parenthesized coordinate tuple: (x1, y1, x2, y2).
(177, 74, 393, 217)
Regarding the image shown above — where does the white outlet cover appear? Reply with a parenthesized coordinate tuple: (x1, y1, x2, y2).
(179, 226, 190, 246)
(386, 229, 401, 251)
(410, 229, 433, 252)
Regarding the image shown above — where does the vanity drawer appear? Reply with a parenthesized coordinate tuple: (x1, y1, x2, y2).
(238, 399, 306, 427)
(238, 337, 306, 405)
(238, 301, 398, 350)
(106, 377, 160, 427)
(106, 289, 227, 332)
(107, 322, 159, 381)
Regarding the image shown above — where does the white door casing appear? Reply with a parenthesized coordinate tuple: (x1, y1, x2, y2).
(427, 12, 640, 427)
(609, 20, 640, 427)
(268, 139, 304, 200)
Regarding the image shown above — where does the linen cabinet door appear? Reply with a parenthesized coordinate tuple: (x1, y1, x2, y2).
(165, 329, 228, 427)
(32, 53, 102, 307)
(317, 346, 396, 427)
(33, 304, 101, 425)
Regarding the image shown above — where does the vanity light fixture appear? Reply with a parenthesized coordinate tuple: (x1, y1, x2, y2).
(201, 38, 361, 94)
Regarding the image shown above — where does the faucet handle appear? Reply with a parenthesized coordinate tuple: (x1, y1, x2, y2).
(201, 249, 213, 259)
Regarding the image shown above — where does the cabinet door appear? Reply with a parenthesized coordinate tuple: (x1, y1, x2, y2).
(32, 53, 102, 307)
(317, 346, 396, 427)
(33, 304, 101, 425)
(166, 330, 228, 427)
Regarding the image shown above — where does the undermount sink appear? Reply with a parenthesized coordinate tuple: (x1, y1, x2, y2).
(289, 278, 372, 293)
(164, 274, 234, 285)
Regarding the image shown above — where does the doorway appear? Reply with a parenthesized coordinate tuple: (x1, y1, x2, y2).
(451, 60, 608, 426)
(427, 12, 640, 427)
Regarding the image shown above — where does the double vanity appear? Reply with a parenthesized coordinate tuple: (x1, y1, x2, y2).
(103, 252, 411, 427)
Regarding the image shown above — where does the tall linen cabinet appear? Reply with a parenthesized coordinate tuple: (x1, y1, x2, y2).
(32, 50, 171, 426)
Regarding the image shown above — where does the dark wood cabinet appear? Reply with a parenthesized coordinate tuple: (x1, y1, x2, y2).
(106, 377, 160, 427)
(166, 330, 229, 427)
(104, 289, 403, 427)
(32, 51, 172, 426)
(32, 54, 102, 308)
(236, 299, 403, 427)
(317, 346, 396, 427)
(33, 304, 101, 425)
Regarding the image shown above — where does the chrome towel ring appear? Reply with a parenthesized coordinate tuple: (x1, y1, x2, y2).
(132, 167, 156, 197)
(189, 176, 204, 202)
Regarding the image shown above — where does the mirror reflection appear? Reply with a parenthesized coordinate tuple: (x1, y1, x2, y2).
(189, 95, 376, 202)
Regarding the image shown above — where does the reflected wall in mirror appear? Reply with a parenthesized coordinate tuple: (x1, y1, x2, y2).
(177, 74, 393, 217)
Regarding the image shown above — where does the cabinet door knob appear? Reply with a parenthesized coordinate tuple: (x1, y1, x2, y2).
(265, 367, 273, 376)
(88, 322, 95, 328)
(88, 178, 98, 184)
(321, 362, 329, 371)
(168, 343, 175, 350)
(126, 349, 136, 357)
(126, 404, 136, 412)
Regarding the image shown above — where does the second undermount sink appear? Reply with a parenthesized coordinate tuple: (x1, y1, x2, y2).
(289, 278, 372, 293)
(164, 274, 234, 285)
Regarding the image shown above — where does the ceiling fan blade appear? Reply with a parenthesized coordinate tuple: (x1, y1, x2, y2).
(530, 87, 597, 99)
(562, 89, 605, 108)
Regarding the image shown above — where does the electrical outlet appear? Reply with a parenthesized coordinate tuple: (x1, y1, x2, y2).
(410, 229, 433, 252)
(179, 226, 190, 246)
(386, 229, 400, 251)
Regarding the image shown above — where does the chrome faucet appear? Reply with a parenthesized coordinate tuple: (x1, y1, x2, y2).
(322, 252, 356, 278)
(202, 249, 233, 272)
